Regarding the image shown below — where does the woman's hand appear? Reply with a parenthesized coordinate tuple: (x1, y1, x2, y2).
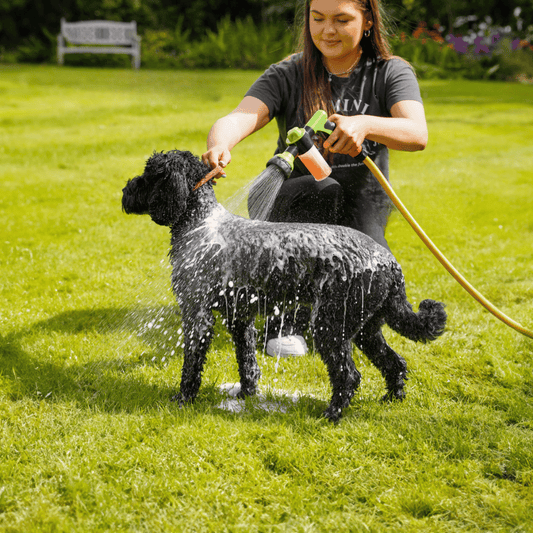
(202, 146, 230, 178)
(323, 114, 368, 157)
(324, 102, 428, 154)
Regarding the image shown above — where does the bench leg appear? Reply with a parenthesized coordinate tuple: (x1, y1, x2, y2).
(57, 37, 64, 65)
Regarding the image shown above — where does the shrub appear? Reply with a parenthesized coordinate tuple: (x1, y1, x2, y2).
(182, 16, 294, 70)
(141, 16, 294, 70)
(6, 28, 58, 64)
(140, 16, 193, 69)
(391, 21, 533, 82)
(443, 16, 533, 82)
(391, 24, 466, 79)
(4, 13, 532, 80)
(490, 38, 533, 82)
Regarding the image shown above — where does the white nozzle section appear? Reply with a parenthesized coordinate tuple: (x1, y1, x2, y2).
(298, 145, 332, 181)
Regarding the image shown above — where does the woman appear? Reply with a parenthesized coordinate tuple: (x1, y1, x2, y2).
(203, 0, 427, 356)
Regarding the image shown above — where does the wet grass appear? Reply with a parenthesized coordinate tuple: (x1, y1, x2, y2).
(1, 64, 533, 532)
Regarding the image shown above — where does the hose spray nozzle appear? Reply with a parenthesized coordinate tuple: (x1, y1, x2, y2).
(268, 110, 367, 181)
(265, 110, 335, 180)
(286, 110, 337, 181)
(265, 144, 298, 178)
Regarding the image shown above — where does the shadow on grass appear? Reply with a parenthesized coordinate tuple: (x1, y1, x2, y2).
(0, 306, 185, 413)
(0, 306, 328, 420)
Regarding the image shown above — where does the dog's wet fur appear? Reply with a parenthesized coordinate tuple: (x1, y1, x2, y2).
(122, 150, 446, 422)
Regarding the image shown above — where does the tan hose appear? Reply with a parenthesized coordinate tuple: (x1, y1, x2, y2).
(364, 157, 533, 340)
(193, 165, 224, 191)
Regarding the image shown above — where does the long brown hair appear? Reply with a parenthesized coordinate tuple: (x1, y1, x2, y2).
(296, 0, 393, 124)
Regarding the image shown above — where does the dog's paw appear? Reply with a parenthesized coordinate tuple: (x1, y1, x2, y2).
(381, 389, 406, 402)
(236, 385, 258, 399)
(170, 392, 192, 408)
(323, 405, 343, 423)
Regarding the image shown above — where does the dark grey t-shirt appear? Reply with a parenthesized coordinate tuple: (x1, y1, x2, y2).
(245, 53, 423, 183)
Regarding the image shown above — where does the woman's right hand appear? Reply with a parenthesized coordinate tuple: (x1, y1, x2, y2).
(202, 146, 231, 178)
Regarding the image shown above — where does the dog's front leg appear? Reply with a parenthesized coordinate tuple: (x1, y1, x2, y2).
(228, 318, 261, 397)
(171, 307, 215, 406)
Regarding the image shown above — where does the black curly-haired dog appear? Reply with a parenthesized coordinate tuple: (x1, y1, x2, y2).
(122, 149, 446, 422)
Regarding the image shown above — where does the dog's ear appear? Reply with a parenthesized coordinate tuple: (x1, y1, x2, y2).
(147, 174, 189, 226)
(145, 151, 193, 226)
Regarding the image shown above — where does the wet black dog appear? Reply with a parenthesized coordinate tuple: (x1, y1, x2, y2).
(122, 150, 446, 422)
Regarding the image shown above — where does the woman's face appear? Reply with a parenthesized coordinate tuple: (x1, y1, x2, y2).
(309, 0, 372, 67)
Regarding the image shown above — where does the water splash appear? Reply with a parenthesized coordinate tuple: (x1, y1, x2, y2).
(217, 382, 318, 414)
(223, 183, 251, 219)
(97, 257, 184, 362)
(222, 166, 285, 221)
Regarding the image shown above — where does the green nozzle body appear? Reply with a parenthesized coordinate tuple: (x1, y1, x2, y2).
(283, 111, 337, 181)
(305, 110, 336, 138)
(285, 110, 337, 159)
(285, 111, 336, 148)
(269, 110, 368, 181)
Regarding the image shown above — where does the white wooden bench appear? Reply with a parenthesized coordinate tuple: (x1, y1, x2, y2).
(57, 18, 141, 69)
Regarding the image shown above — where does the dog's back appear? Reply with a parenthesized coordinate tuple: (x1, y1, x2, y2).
(172, 205, 395, 292)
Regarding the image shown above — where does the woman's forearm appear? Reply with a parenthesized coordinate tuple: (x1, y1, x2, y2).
(366, 99, 428, 151)
(207, 113, 255, 151)
(365, 115, 428, 152)
(203, 96, 271, 169)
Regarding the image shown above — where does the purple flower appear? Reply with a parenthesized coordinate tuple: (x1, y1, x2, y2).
(448, 34, 469, 54)
(473, 36, 490, 54)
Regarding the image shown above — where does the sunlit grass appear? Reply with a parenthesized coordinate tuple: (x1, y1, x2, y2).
(0, 65, 532, 532)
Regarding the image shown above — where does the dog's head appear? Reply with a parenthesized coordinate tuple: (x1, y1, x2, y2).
(122, 150, 210, 226)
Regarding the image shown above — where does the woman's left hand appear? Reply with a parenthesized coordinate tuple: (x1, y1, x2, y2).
(323, 114, 368, 157)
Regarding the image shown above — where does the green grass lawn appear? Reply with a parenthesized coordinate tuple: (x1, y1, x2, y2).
(0, 64, 532, 532)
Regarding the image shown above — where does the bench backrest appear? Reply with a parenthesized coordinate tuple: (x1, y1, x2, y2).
(60, 19, 138, 45)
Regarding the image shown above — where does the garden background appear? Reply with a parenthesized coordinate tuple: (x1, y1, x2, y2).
(1, 0, 533, 531)
(1, 0, 533, 80)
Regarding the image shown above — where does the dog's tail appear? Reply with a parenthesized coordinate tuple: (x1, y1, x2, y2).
(384, 281, 447, 343)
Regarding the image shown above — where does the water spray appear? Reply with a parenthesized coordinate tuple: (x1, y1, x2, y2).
(288, 110, 533, 340)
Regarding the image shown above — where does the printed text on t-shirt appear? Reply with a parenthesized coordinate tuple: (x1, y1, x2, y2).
(334, 98, 370, 115)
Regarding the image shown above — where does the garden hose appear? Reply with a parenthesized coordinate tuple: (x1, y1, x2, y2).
(363, 156, 533, 340)
(290, 110, 533, 340)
